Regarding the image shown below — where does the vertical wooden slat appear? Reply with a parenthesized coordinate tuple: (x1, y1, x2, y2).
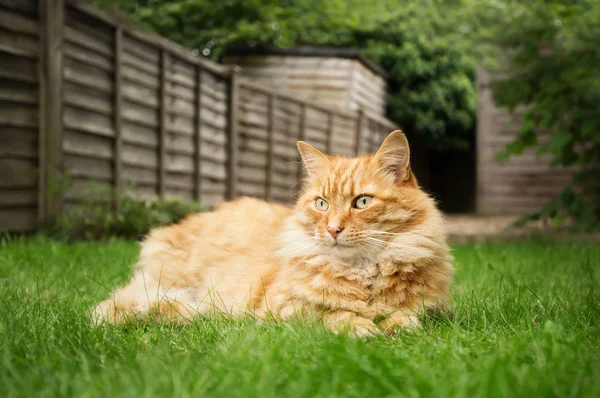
(326, 113, 334, 154)
(354, 109, 364, 155)
(265, 94, 276, 200)
(295, 103, 307, 184)
(226, 67, 240, 200)
(39, 0, 65, 221)
(194, 67, 203, 202)
(158, 51, 168, 198)
(476, 66, 489, 214)
(113, 26, 123, 211)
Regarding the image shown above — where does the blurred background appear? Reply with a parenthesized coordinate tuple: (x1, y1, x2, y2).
(0, 0, 598, 238)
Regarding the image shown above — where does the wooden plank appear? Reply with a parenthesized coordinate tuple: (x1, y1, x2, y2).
(121, 80, 158, 109)
(165, 173, 195, 190)
(0, 78, 37, 104)
(123, 184, 159, 201)
(0, 7, 38, 35)
(62, 129, 113, 160)
(63, 57, 112, 93)
(265, 94, 276, 200)
(64, 25, 111, 58)
(122, 143, 159, 169)
(199, 178, 226, 195)
(113, 26, 123, 210)
(326, 113, 334, 153)
(194, 67, 203, 201)
(0, 100, 37, 128)
(64, 40, 112, 72)
(158, 50, 167, 198)
(64, 154, 112, 181)
(166, 152, 194, 173)
(226, 68, 239, 199)
(0, 27, 38, 58)
(122, 165, 158, 185)
(121, 63, 159, 90)
(121, 50, 159, 76)
(121, 100, 159, 129)
(64, 82, 112, 115)
(0, 0, 37, 16)
(0, 52, 37, 83)
(0, 158, 37, 188)
(200, 160, 227, 181)
(65, 4, 113, 43)
(0, 189, 37, 207)
(295, 103, 307, 184)
(63, 105, 114, 137)
(238, 78, 357, 120)
(354, 109, 364, 155)
(0, 208, 37, 231)
(0, 126, 37, 158)
(121, 120, 158, 148)
(122, 32, 159, 64)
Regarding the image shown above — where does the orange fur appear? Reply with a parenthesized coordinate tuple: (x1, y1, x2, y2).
(92, 131, 454, 337)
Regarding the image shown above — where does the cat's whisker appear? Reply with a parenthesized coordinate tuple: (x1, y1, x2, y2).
(275, 236, 322, 260)
(364, 237, 432, 258)
(299, 243, 324, 263)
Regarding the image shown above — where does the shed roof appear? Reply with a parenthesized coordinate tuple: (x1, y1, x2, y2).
(224, 45, 388, 79)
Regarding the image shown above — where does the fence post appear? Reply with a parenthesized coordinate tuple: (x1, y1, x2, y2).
(354, 109, 364, 155)
(194, 68, 203, 202)
(38, 0, 65, 221)
(265, 94, 276, 201)
(326, 113, 334, 154)
(113, 26, 123, 211)
(158, 51, 168, 199)
(226, 67, 240, 200)
(295, 104, 307, 184)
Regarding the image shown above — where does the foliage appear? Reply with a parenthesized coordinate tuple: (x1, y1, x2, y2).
(92, 0, 478, 150)
(42, 194, 204, 241)
(2, 238, 600, 396)
(472, 0, 600, 230)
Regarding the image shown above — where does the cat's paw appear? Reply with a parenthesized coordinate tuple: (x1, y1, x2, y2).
(378, 311, 421, 334)
(325, 311, 382, 338)
(349, 318, 384, 338)
(90, 298, 140, 326)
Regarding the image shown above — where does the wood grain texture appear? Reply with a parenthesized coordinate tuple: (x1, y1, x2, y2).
(476, 68, 577, 215)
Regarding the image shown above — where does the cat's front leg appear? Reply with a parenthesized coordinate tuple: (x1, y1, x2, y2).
(378, 309, 421, 333)
(323, 310, 382, 338)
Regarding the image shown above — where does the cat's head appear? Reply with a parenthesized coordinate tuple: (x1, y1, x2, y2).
(291, 130, 430, 260)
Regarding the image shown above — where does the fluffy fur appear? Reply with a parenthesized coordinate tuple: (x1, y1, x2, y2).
(92, 131, 454, 337)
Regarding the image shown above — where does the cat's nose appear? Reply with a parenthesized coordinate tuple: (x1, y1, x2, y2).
(327, 226, 344, 239)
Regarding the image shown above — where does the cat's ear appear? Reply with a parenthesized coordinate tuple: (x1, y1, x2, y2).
(297, 141, 330, 176)
(374, 130, 412, 183)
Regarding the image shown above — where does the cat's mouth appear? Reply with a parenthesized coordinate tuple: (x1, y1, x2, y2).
(330, 241, 354, 249)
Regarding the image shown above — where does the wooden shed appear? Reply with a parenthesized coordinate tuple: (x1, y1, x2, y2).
(476, 68, 576, 215)
(223, 46, 388, 116)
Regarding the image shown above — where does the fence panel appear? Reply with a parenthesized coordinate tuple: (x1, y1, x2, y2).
(0, 0, 40, 230)
(0, 0, 397, 231)
(476, 68, 576, 215)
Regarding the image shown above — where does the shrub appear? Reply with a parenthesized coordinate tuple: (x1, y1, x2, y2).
(474, 0, 600, 231)
(42, 195, 205, 241)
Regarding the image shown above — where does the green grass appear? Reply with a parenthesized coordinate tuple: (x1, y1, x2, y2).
(1, 236, 599, 397)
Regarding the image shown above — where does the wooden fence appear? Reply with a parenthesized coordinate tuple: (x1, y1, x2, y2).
(476, 68, 576, 215)
(0, 0, 396, 231)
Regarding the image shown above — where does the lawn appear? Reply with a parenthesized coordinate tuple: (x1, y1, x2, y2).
(1, 236, 599, 397)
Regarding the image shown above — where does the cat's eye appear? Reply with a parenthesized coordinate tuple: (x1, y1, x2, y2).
(353, 195, 372, 209)
(315, 198, 329, 211)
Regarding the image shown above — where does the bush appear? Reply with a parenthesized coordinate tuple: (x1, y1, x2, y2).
(43, 195, 205, 241)
(474, 0, 600, 231)
(92, 0, 478, 151)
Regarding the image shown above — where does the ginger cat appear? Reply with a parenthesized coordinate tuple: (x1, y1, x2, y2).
(92, 130, 453, 337)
